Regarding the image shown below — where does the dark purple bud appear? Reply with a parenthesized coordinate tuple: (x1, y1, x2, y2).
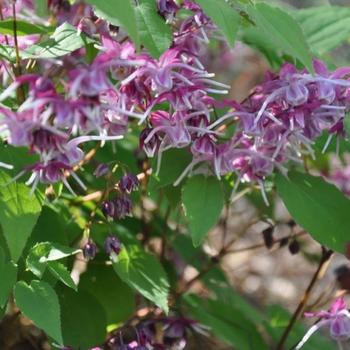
(83, 240, 97, 260)
(93, 163, 109, 178)
(288, 239, 300, 255)
(279, 237, 289, 248)
(119, 173, 139, 193)
(102, 200, 115, 219)
(113, 195, 133, 219)
(262, 226, 274, 249)
(105, 235, 122, 256)
(157, 0, 179, 19)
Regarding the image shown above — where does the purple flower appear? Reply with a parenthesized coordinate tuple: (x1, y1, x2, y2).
(295, 297, 350, 349)
(157, 0, 179, 21)
(119, 173, 139, 193)
(105, 235, 122, 257)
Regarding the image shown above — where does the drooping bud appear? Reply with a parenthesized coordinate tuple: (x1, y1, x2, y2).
(279, 237, 289, 248)
(105, 235, 122, 261)
(288, 239, 300, 255)
(82, 240, 97, 260)
(262, 226, 274, 249)
(119, 173, 139, 193)
(101, 200, 115, 220)
(93, 163, 109, 178)
(113, 195, 133, 219)
(157, 0, 179, 21)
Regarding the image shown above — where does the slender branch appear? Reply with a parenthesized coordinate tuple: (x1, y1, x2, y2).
(276, 247, 333, 350)
(226, 230, 307, 255)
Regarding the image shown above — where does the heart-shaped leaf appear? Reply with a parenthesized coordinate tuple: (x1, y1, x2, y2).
(14, 280, 63, 345)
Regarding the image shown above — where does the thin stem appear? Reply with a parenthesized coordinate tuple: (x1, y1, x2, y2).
(226, 230, 307, 254)
(276, 247, 333, 350)
(12, 1, 25, 103)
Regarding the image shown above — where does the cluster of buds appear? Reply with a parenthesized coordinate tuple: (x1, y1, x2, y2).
(101, 173, 139, 221)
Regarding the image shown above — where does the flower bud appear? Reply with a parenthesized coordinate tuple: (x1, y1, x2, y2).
(262, 226, 274, 249)
(288, 239, 300, 255)
(93, 163, 109, 178)
(157, 0, 179, 20)
(119, 173, 139, 193)
(113, 195, 133, 219)
(83, 240, 97, 260)
(102, 200, 115, 220)
(105, 235, 122, 260)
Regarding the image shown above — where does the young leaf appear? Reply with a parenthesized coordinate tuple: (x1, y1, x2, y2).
(113, 245, 169, 313)
(195, 0, 240, 47)
(86, 0, 138, 46)
(27, 242, 81, 278)
(47, 261, 77, 291)
(22, 22, 95, 59)
(246, 3, 313, 73)
(57, 287, 107, 349)
(135, 0, 172, 58)
(0, 171, 42, 262)
(0, 247, 17, 308)
(276, 171, 350, 254)
(80, 264, 135, 324)
(14, 280, 63, 345)
(182, 175, 224, 246)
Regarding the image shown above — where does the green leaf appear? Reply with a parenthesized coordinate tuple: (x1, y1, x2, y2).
(135, 0, 172, 58)
(0, 247, 17, 308)
(86, 0, 138, 46)
(195, 0, 240, 46)
(28, 206, 69, 247)
(113, 245, 169, 313)
(295, 6, 350, 56)
(57, 287, 107, 349)
(47, 261, 77, 291)
(22, 22, 95, 59)
(0, 171, 42, 262)
(14, 280, 63, 345)
(276, 171, 350, 253)
(0, 20, 52, 36)
(0, 44, 16, 63)
(182, 175, 224, 246)
(247, 3, 313, 72)
(80, 264, 135, 324)
(184, 295, 268, 350)
(27, 242, 81, 278)
(150, 149, 192, 189)
(26, 242, 51, 278)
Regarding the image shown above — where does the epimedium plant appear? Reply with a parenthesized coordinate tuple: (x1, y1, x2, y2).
(1, 0, 350, 349)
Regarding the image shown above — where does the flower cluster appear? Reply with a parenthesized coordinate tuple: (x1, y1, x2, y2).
(1, 0, 350, 204)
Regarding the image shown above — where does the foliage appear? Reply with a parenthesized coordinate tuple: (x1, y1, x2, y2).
(0, 1, 350, 350)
